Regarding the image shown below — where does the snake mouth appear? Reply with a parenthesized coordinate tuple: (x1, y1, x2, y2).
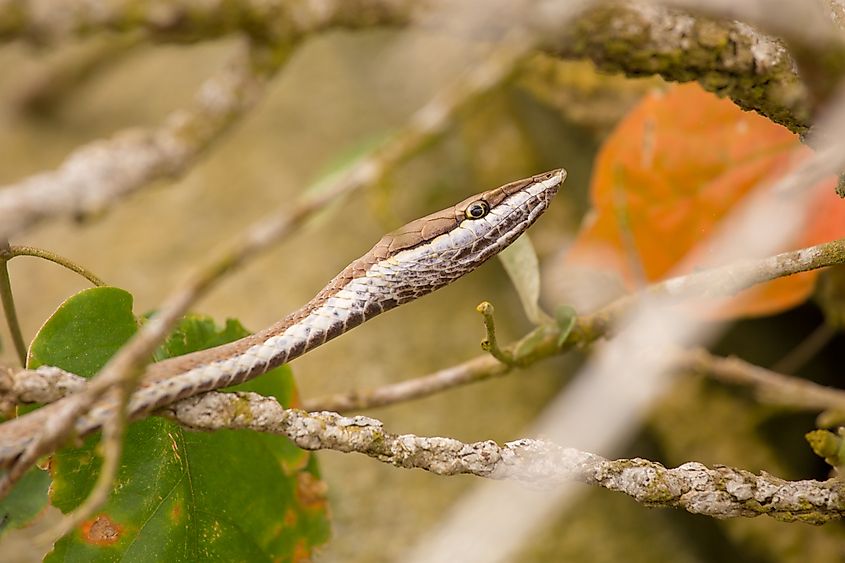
(460, 173, 561, 268)
(500, 189, 553, 244)
(499, 169, 563, 236)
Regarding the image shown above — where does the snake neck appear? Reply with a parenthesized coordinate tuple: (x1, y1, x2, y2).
(124, 264, 378, 417)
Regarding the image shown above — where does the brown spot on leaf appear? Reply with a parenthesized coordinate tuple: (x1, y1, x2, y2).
(281, 450, 309, 475)
(282, 508, 298, 527)
(292, 539, 312, 562)
(81, 515, 122, 545)
(295, 473, 328, 511)
(170, 501, 183, 523)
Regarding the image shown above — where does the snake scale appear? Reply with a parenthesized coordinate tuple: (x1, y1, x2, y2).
(0, 168, 565, 466)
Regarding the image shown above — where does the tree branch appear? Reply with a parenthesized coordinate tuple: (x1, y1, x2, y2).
(0, 0, 418, 45)
(679, 348, 845, 416)
(550, 2, 810, 133)
(165, 390, 845, 524)
(0, 40, 287, 240)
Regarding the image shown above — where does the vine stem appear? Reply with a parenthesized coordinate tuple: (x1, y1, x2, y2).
(8, 245, 105, 287)
(0, 241, 26, 366)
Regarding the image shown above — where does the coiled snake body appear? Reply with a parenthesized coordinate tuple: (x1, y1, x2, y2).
(0, 169, 565, 465)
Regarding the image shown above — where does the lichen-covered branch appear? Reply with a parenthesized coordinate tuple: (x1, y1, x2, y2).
(550, 2, 811, 133)
(0, 366, 86, 415)
(0, 0, 418, 45)
(166, 391, 845, 524)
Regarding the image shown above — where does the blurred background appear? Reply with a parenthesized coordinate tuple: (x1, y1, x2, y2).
(1, 22, 844, 563)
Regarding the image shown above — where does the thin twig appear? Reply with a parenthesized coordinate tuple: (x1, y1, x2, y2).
(0, 241, 27, 366)
(8, 246, 105, 287)
(679, 348, 845, 415)
(302, 355, 509, 412)
(477, 302, 518, 366)
(771, 323, 836, 374)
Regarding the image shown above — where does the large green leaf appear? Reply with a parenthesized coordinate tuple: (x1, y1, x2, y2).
(24, 288, 328, 561)
(1, 288, 136, 534)
(0, 465, 51, 532)
(27, 287, 137, 376)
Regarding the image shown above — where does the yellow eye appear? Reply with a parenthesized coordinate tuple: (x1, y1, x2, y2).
(464, 200, 490, 220)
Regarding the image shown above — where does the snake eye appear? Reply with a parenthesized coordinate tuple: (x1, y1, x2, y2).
(464, 200, 490, 220)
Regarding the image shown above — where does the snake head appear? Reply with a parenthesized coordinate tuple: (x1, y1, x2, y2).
(356, 168, 566, 304)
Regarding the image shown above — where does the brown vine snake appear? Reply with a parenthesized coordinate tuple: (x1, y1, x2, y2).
(0, 169, 565, 467)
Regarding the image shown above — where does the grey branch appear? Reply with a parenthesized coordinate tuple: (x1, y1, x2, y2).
(167, 391, 845, 524)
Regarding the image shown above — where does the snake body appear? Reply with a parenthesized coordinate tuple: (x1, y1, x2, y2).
(0, 169, 564, 463)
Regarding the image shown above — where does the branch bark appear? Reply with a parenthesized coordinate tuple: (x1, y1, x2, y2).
(550, 2, 812, 133)
(166, 391, 845, 524)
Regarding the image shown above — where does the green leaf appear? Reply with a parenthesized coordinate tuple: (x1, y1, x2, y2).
(0, 467, 51, 532)
(498, 234, 551, 326)
(27, 289, 329, 561)
(27, 287, 137, 376)
(554, 305, 578, 348)
(0, 288, 136, 535)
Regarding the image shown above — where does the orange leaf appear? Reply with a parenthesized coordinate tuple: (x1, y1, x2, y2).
(566, 83, 845, 319)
